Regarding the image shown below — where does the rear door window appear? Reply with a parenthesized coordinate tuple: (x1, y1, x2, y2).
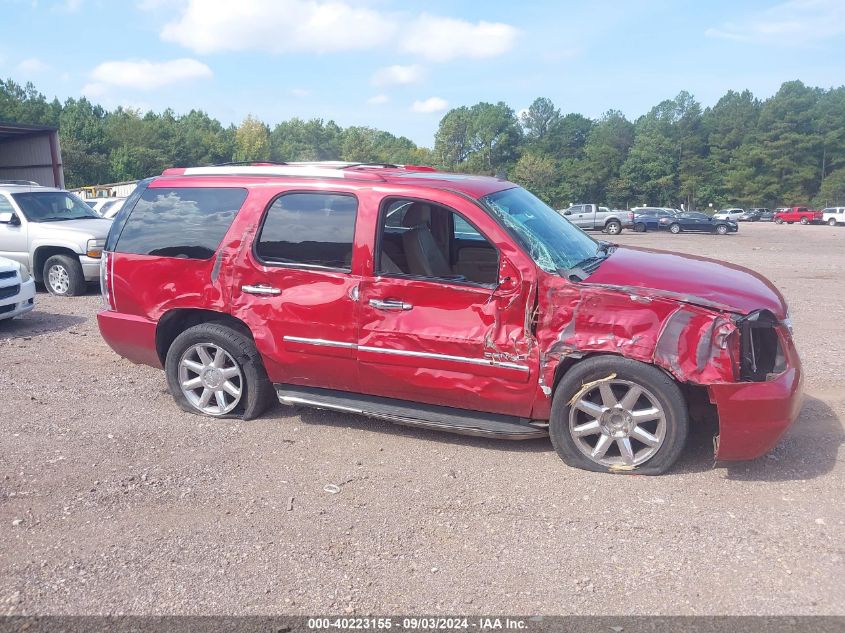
(255, 192, 358, 271)
(115, 187, 247, 259)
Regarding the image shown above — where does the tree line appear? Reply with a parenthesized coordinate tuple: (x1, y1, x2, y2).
(2, 78, 843, 209)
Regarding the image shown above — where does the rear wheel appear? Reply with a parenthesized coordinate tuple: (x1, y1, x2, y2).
(669, 223, 681, 234)
(43, 255, 86, 296)
(800, 217, 809, 225)
(829, 218, 838, 226)
(549, 356, 688, 475)
(165, 322, 275, 420)
(715, 224, 728, 235)
(605, 220, 622, 235)
(633, 222, 647, 233)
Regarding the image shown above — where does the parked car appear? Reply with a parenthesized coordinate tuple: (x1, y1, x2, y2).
(755, 208, 775, 221)
(659, 212, 738, 235)
(85, 197, 126, 219)
(713, 208, 744, 221)
(738, 210, 761, 221)
(632, 208, 677, 232)
(773, 207, 823, 225)
(0, 183, 111, 296)
(98, 163, 802, 475)
(559, 203, 633, 235)
(822, 207, 845, 226)
(0, 255, 35, 321)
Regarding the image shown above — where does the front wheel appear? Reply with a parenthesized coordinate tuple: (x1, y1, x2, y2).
(774, 217, 784, 224)
(549, 356, 689, 475)
(800, 217, 809, 225)
(605, 220, 622, 235)
(43, 254, 86, 296)
(669, 223, 681, 234)
(165, 322, 275, 420)
(715, 224, 728, 235)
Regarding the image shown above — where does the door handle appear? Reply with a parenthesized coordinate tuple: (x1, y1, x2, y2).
(369, 298, 413, 311)
(242, 284, 281, 296)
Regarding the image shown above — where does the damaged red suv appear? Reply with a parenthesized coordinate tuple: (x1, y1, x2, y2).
(98, 163, 803, 474)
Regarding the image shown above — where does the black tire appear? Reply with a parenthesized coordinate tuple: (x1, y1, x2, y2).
(774, 217, 783, 224)
(605, 220, 622, 235)
(800, 217, 809, 225)
(669, 223, 681, 234)
(633, 222, 647, 233)
(549, 356, 689, 475)
(829, 218, 837, 226)
(43, 254, 86, 296)
(165, 322, 275, 421)
(715, 224, 728, 235)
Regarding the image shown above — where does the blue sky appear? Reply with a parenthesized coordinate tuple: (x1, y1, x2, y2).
(3, 0, 844, 145)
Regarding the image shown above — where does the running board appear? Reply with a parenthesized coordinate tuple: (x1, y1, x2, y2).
(275, 385, 548, 440)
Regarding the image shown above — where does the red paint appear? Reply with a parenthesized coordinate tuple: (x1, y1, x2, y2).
(98, 166, 804, 463)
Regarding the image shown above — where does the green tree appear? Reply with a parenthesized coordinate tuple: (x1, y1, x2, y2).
(234, 115, 271, 162)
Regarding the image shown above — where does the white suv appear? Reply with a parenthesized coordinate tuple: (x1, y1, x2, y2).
(0, 255, 35, 321)
(822, 207, 845, 226)
(713, 208, 744, 221)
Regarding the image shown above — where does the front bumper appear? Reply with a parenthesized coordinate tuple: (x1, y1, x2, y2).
(709, 329, 804, 461)
(0, 278, 36, 320)
(79, 255, 102, 281)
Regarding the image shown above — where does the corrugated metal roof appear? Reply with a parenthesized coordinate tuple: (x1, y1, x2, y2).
(0, 121, 57, 143)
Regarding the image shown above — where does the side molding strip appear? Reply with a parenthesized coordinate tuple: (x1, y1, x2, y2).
(282, 335, 529, 371)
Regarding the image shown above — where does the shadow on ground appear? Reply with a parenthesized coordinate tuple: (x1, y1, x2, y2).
(0, 310, 87, 338)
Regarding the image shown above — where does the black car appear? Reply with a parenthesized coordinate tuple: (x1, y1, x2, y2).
(658, 212, 738, 235)
(632, 208, 677, 232)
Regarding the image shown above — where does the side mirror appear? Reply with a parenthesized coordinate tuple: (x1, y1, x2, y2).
(562, 209, 571, 216)
(0, 212, 19, 225)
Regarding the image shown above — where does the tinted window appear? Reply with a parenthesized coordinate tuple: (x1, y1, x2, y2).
(115, 187, 246, 259)
(256, 193, 357, 270)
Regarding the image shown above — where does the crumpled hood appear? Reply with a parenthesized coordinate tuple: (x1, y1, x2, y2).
(33, 218, 112, 241)
(583, 246, 787, 319)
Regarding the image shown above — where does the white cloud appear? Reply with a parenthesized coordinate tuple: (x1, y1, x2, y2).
(291, 88, 310, 98)
(705, 0, 845, 43)
(411, 97, 448, 114)
(401, 14, 518, 62)
(87, 58, 212, 92)
(156, 1, 518, 62)
(371, 64, 424, 87)
(367, 94, 389, 105)
(17, 58, 50, 74)
(161, 0, 396, 54)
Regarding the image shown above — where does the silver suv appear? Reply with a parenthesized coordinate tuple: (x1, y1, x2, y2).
(0, 183, 111, 296)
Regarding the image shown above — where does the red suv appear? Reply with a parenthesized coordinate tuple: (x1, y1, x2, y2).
(98, 163, 803, 474)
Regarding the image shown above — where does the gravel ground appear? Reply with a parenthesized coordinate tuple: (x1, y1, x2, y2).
(0, 222, 843, 616)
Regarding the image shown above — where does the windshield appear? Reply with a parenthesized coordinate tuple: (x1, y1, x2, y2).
(12, 192, 99, 222)
(481, 187, 599, 272)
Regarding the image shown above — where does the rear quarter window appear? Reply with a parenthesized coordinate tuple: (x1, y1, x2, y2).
(115, 187, 247, 259)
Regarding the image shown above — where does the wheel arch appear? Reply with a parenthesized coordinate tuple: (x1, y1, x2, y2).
(155, 308, 255, 366)
(33, 245, 80, 282)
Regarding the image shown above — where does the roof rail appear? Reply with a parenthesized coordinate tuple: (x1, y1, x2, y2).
(161, 161, 388, 181)
(0, 179, 41, 186)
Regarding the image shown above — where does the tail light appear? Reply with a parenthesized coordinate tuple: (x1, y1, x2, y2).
(100, 251, 114, 310)
(627, 212, 634, 221)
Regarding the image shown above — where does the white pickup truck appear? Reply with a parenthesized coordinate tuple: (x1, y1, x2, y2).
(0, 183, 111, 296)
(559, 203, 634, 235)
(822, 207, 845, 226)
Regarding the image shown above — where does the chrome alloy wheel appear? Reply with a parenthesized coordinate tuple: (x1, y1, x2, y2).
(178, 343, 243, 415)
(568, 379, 667, 468)
(48, 264, 70, 294)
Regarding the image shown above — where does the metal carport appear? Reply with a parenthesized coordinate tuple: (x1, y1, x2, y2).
(0, 121, 64, 188)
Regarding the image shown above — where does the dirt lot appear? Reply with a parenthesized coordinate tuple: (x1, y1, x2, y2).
(1, 222, 843, 616)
